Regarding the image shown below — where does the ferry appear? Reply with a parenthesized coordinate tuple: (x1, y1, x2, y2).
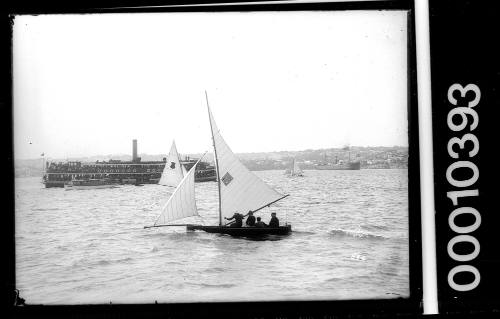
(42, 140, 217, 188)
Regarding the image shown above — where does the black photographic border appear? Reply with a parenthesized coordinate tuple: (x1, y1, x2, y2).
(429, 0, 500, 313)
(3, 0, 422, 317)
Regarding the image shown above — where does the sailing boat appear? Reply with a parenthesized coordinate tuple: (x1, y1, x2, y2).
(145, 93, 291, 236)
(159, 140, 185, 187)
(285, 158, 304, 177)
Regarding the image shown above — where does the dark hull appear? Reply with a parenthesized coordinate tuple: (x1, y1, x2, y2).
(186, 225, 292, 236)
(194, 175, 217, 182)
(315, 161, 361, 170)
(43, 180, 65, 188)
(43, 176, 159, 188)
(43, 172, 216, 187)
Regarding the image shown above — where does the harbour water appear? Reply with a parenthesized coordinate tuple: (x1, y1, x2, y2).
(15, 169, 409, 304)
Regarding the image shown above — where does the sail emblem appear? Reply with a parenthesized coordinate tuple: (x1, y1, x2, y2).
(170, 162, 176, 169)
(221, 172, 233, 186)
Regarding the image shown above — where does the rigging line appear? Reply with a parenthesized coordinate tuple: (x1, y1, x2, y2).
(205, 91, 222, 226)
(252, 194, 290, 214)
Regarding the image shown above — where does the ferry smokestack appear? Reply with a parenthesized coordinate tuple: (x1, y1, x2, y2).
(132, 139, 138, 162)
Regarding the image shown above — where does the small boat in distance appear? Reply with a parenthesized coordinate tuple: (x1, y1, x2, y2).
(315, 149, 361, 170)
(145, 92, 291, 237)
(64, 178, 119, 190)
(315, 161, 361, 170)
(285, 158, 304, 177)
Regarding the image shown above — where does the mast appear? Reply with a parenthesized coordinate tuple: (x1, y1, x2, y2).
(205, 91, 223, 226)
(173, 140, 184, 178)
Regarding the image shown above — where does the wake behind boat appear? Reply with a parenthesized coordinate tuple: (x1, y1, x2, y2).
(145, 92, 291, 237)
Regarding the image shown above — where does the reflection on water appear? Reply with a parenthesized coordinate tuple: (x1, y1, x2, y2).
(15, 169, 409, 304)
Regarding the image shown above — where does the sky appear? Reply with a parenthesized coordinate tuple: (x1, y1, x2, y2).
(13, 10, 408, 160)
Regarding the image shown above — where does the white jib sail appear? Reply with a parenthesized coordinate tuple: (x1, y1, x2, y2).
(207, 104, 284, 224)
(159, 140, 184, 187)
(153, 158, 200, 226)
(181, 165, 188, 176)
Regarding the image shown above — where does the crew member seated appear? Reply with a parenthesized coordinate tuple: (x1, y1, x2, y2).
(255, 217, 267, 228)
(225, 212, 243, 228)
(245, 211, 255, 227)
(269, 212, 279, 228)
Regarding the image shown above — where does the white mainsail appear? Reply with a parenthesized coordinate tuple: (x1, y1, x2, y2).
(207, 102, 285, 225)
(159, 140, 184, 187)
(153, 159, 200, 226)
(181, 165, 188, 176)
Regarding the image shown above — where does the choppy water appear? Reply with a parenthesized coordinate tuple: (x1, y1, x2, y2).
(15, 169, 409, 304)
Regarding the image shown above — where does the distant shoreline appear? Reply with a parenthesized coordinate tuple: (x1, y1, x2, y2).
(15, 146, 408, 178)
(15, 167, 408, 179)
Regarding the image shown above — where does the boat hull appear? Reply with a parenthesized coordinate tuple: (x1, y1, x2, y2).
(186, 224, 292, 236)
(43, 180, 66, 188)
(64, 184, 118, 190)
(194, 175, 217, 182)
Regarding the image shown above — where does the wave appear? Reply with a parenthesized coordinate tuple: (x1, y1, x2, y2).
(328, 228, 389, 240)
(108, 257, 134, 265)
(205, 267, 226, 273)
(31, 208, 60, 211)
(237, 235, 287, 242)
(361, 224, 390, 232)
(326, 200, 345, 204)
(292, 230, 316, 235)
(349, 253, 367, 261)
(141, 230, 187, 239)
(74, 257, 135, 267)
(197, 283, 236, 289)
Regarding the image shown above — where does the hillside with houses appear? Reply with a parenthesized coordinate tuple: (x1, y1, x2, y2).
(15, 146, 408, 178)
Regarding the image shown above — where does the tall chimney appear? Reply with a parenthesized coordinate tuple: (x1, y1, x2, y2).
(132, 139, 138, 162)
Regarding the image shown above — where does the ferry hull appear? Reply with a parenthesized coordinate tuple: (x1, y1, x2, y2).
(195, 175, 217, 182)
(64, 184, 118, 190)
(43, 180, 66, 188)
(43, 172, 216, 188)
(186, 224, 292, 236)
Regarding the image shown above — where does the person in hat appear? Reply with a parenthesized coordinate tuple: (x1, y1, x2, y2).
(245, 210, 256, 227)
(255, 217, 267, 228)
(225, 212, 243, 228)
(268, 212, 279, 228)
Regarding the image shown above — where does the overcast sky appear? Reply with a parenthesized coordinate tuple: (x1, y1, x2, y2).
(13, 10, 408, 160)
